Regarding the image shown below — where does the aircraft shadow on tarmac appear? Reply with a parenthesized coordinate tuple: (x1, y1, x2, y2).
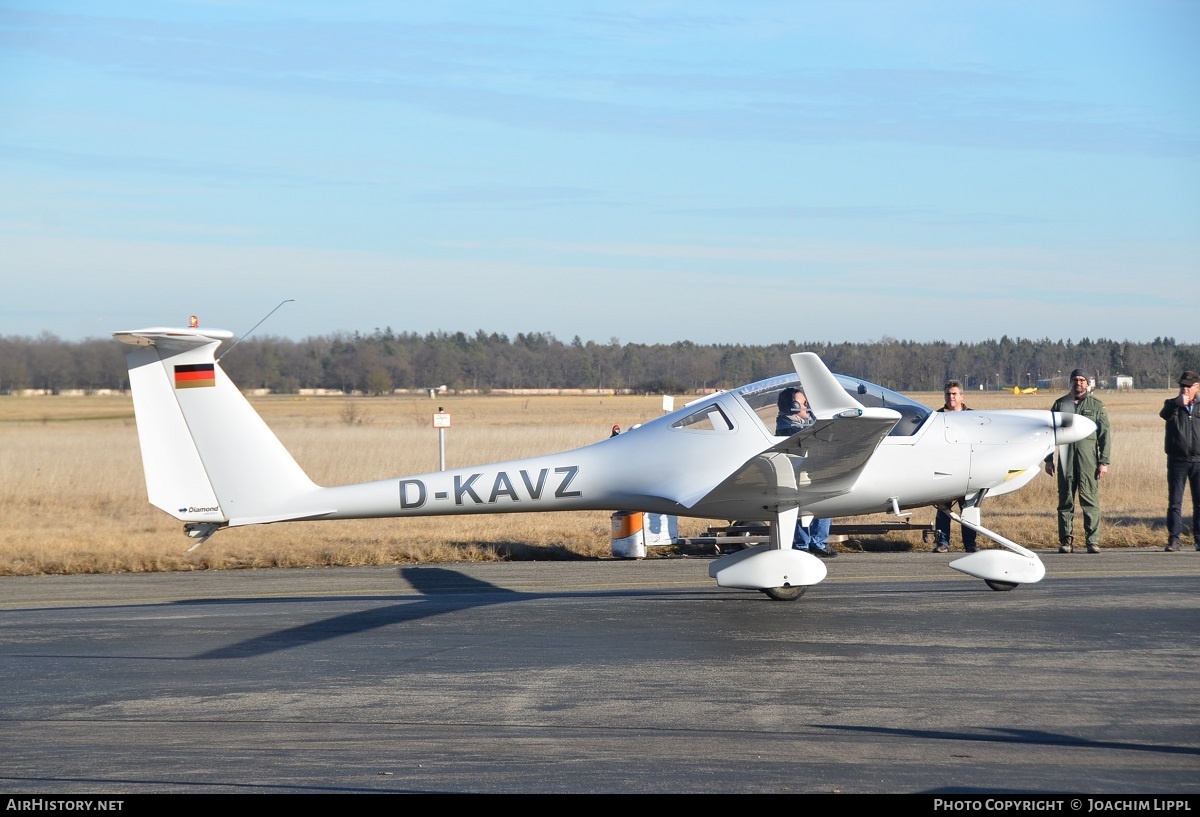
(821, 724, 1200, 759)
(191, 566, 667, 661)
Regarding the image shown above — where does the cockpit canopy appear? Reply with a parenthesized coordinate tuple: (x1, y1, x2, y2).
(735, 372, 931, 437)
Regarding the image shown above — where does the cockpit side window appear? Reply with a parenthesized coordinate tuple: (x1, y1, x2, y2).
(672, 404, 734, 432)
(737, 376, 803, 434)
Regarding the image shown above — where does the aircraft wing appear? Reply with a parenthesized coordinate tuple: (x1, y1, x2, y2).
(766, 410, 901, 481)
(683, 408, 901, 514)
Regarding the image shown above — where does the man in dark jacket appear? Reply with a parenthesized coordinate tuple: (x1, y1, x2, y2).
(1161, 370, 1200, 551)
(775, 388, 836, 558)
(1044, 369, 1111, 553)
(933, 380, 978, 553)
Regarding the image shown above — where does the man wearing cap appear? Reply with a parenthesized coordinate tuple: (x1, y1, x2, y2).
(1044, 369, 1111, 553)
(1160, 370, 1200, 551)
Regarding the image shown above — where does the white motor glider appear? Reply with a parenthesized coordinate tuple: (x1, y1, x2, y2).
(114, 325, 1095, 600)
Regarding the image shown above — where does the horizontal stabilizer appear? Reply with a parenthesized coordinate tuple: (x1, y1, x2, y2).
(114, 327, 234, 352)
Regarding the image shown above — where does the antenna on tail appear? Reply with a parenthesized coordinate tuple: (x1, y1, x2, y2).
(217, 299, 295, 360)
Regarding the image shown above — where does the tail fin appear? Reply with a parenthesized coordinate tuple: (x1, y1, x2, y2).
(115, 327, 322, 528)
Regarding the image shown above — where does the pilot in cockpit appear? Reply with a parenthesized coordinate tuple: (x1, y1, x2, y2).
(775, 387, 813, 435)
(774, 387, 837, 557)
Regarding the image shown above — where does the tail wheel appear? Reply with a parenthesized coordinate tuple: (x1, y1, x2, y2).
(761, 585, 807, 601)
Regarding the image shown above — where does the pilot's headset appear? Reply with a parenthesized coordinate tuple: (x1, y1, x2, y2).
(777, 387, 804, 414)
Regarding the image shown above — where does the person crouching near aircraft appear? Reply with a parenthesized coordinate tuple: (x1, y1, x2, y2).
(932, 380, 978, 554)
(775, 387, 836, 558)
(1044, 369, 1111, 554)
(1161, 370, 1200, 552)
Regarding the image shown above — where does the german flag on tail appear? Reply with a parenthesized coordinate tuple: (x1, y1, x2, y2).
(175, 363, 216, 389)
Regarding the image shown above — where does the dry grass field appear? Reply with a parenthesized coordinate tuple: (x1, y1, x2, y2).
(0, 387, 1183, 575)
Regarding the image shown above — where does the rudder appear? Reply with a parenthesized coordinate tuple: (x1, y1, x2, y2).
(115, 327, 321, 529)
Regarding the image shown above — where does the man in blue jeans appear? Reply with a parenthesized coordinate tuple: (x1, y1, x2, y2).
(775, 387, 836, 558)
(933, 380, 978, 553)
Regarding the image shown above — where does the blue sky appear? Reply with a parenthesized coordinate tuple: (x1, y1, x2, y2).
(2, 1, 1197, 344)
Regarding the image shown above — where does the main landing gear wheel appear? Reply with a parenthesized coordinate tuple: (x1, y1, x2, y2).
(985, 580, 1019, 592)
(761, 585, 807, 601)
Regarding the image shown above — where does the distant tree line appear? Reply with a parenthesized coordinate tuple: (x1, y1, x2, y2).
(2, 329, 1196, 395)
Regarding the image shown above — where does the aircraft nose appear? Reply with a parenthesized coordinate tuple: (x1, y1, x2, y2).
(1052, 411, 1097, 445)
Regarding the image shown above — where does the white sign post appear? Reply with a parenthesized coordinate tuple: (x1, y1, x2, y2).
(433, 408, 452, 471)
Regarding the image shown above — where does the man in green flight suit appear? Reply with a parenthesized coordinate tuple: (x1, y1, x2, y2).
(1043, 369, 1112, 553)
